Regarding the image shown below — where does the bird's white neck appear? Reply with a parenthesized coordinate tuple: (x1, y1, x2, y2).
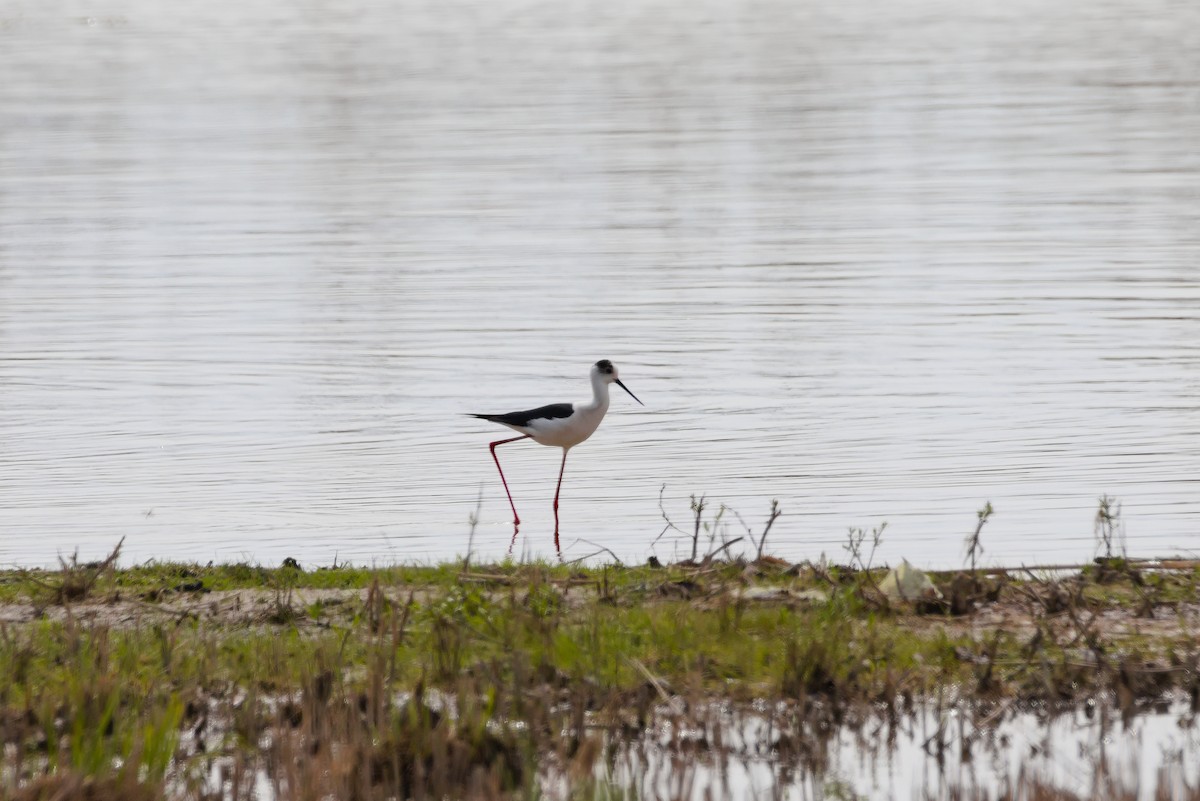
(580, 370, 610, 413)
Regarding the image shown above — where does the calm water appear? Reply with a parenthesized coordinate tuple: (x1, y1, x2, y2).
(1, 0, 1198, 568)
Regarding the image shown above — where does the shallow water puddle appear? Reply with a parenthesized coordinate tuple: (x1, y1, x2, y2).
(580, 701, 1200, 800)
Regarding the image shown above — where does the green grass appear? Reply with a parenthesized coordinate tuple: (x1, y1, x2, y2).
(1, 557, 1196, 696)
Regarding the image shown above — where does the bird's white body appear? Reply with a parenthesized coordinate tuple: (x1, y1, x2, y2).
(494, 370, 613, 449)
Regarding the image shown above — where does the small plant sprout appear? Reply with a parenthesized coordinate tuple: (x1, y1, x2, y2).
(965, 501, 993, 577)
(844, 522, 890, 609)
(720, 499, 782, 561)
(689, 493, 708, 562)
(1095, 494, 1125, 560)
(755, 499, 782, 560)
(844, 522, 885, 574)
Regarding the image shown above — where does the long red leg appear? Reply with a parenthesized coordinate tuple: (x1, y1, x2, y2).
(488, 435, 530, 525)
(552, 448, 568, 553)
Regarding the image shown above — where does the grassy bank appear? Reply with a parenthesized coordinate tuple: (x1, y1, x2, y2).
(0, 547, 1198, 799)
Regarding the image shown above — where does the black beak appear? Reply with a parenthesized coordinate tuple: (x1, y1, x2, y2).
(615, 378, 644, 406)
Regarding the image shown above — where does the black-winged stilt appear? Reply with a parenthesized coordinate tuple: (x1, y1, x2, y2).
(469, 359, 643, 552)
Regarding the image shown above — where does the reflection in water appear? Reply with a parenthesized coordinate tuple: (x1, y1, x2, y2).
(597, 701, 1200, 801)
(0, 0, 1198, 567)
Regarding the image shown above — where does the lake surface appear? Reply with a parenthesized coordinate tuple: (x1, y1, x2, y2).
(1, 0, 1198, 568)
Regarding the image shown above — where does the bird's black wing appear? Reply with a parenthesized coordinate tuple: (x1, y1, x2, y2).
(470, 403, 575, 428)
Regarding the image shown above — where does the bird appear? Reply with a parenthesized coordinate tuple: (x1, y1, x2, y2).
(469, 359, 643, 553)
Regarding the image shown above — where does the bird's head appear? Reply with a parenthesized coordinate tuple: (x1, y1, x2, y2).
(593, 360, 643, 405)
